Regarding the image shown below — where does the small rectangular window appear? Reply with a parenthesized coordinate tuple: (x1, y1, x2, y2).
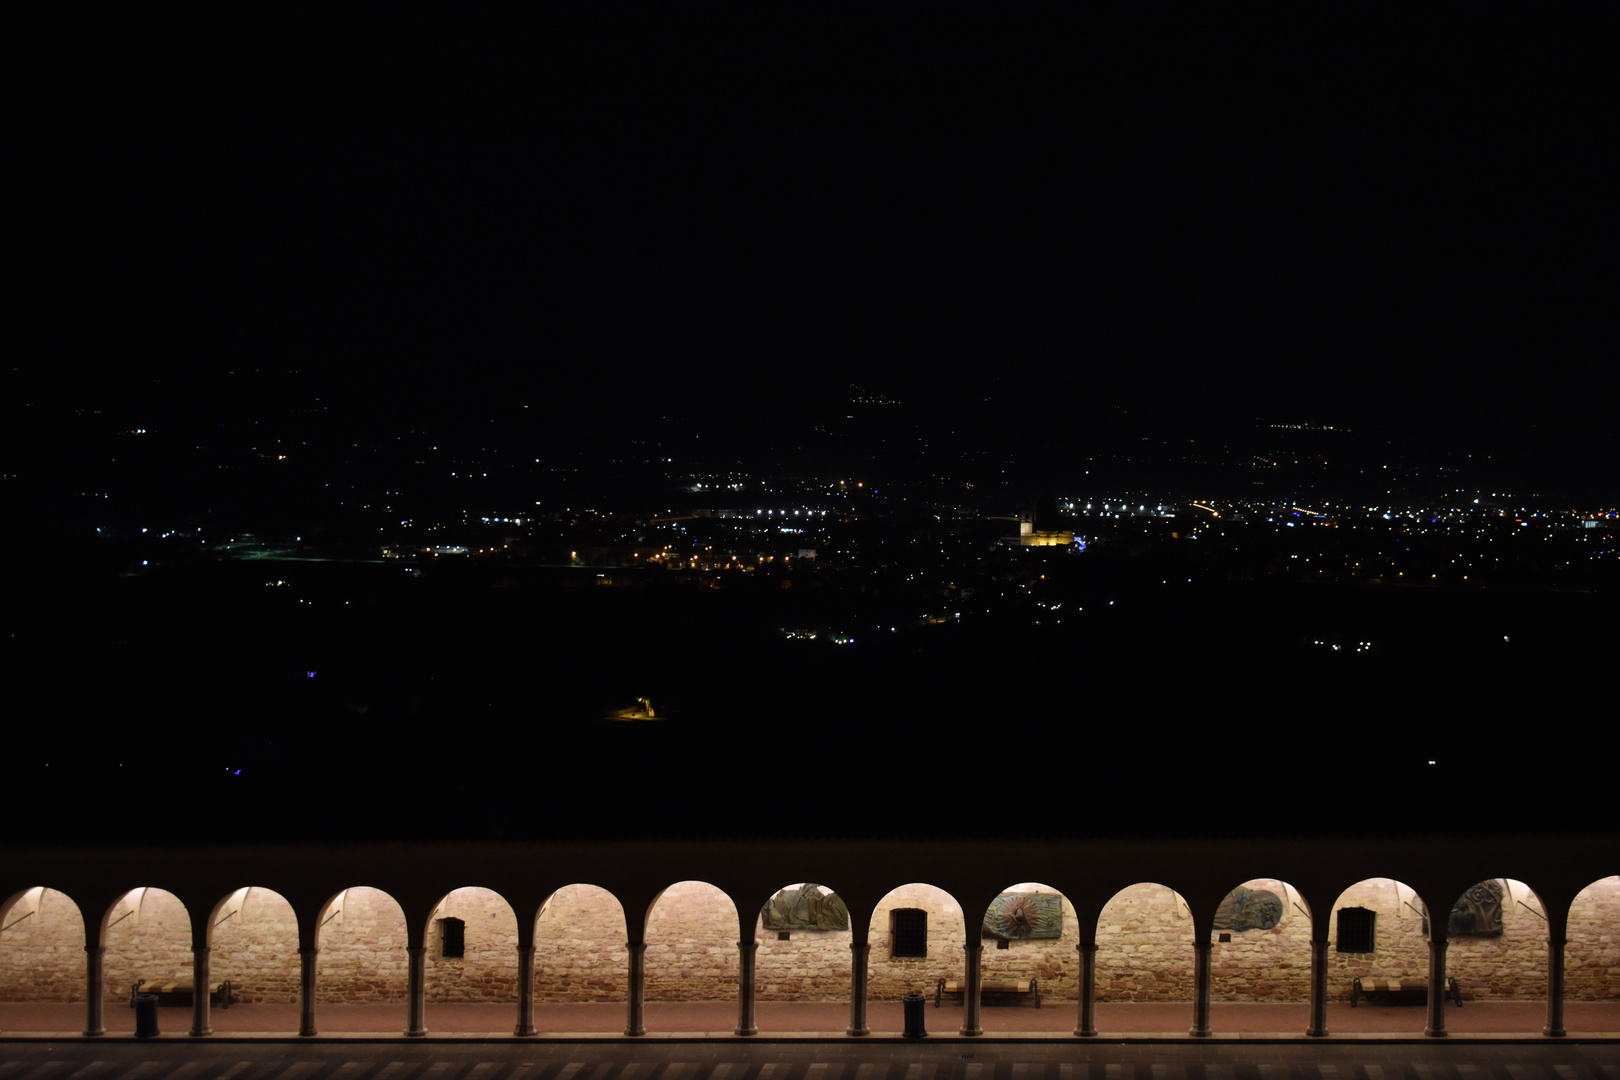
(1336, 907, 1375, 953)
(891, 908, 927, 958)
(440, 917, 465, 959)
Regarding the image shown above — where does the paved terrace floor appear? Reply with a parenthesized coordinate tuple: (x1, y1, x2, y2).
(2, 1002, 1617, 1040)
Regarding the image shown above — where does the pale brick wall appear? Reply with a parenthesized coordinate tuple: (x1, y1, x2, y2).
(315, 886, 409, 1004)
(644, 881, 739, 1001)
(1568, 875, 1620, 1001)
(977, 883, 1078, 1003)
(754, 883, 851, 1002)
(209, 886, 300, 1004)
(0, 887, 87, 1001)
(103, 888, 193, 1001)
(1209, 878, 1312, 1002)
(424, 886, 519, 1003)
(534, 883, 628, 1002)
(867, 884, 966, 1002)
(1096, 883, 1194, 1001)
(1326, 878, 1431, 1001)
(1445, 879, 1547, 1000)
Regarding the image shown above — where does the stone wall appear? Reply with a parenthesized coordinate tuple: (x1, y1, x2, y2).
(1567, 875, 1620, 1001)
(424, 886, 518, 1003)
(976, 883, 1078, 1003)
(315, 886, 409, 1004)
(1209, 878, 1312, 1002)
(1095, 883, 1194, 1001)
(534, 883, 628, 1002)
(209, 886, 300, 1004)
(0, 887, 86, 1001)
(1445, 878, 1547, 1000)
(1325, 878, 1430, 1002)
(644, 880, 739, 1002)
(867, 884, 966, 1002)
(103, 888, 193, 1002)
(754, 883, 850, 1002)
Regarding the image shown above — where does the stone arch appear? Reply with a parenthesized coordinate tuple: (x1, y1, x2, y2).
(314, 886, 408, 1012)
(754, 882, 852, 1002)
(643, 880, 739, 1017)
(0, 887, 86, 1002)
(1095, 882, 1194, 1001)
(533, 883, 628, 1002)
(206, 886, 300, 1005)
(1209, 878, 1311, 1002)
(866, 882, 965, 1002)
(1443, 878, 1547, 1001)
(979, 882, 1076, 1003)
(1325, 876, 1428, 1022)
(1565, 876, 1619, 1001)
(422, 886, 518, 1003)
(101, 887, 192, 1032)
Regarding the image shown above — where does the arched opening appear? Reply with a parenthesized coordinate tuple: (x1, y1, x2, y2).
(1210, 878, 1311, 1002)
(1095, 882, 1194, 1009)
(1565, 875, 1620, 1033)
(866, 882, 965, 1032)
(206, 886, 299, 1030)
(1326, 877, 1428, 1031)
(753, 881, 851, 1031)
(423, 886, 518, 1005)
(0, 887, 86, 1005)
(643, 880, 739, 1030)
(532, 883, 627, 1032)
(314, 886, 408, 1032)
(1442, 879, 1546, 1008)
(101, 887, 192, 1034)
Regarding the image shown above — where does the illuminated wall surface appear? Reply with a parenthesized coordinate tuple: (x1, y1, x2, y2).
(1, 843, 1615, 1006)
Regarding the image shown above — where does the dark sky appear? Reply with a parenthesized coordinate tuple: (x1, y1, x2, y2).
(18, 8, 1615, 469)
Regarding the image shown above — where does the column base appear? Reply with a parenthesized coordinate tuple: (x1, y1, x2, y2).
(189, 1027, 213, 1037)
(299, 1027, 318, 1037)
(83, 1028, 105, 1038)
(959, 1026, 983, 1037)
(625, 1025, 646, 1037)
(1423, 1026, 1448, 1037)
(1189, 1025, 1212, 1038)
(846, 1025, 870, 1036)
(405, 1028, 428, 1038)
(1305, 1025, 1328, 1037)
(1074, 1026, 1096, 1037)
(1543, 1025, 1566, 1038)
(515, 1024, 537, 1037)
(735, 1025, 758, 1036)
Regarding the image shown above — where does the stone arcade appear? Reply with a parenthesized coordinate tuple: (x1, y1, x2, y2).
(2, 836, 1615, 1038)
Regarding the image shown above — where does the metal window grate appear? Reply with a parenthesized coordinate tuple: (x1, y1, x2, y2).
(891, 908, 927, 958)
(440, 917, 465, 959)
(1336, 907, 1375, 953)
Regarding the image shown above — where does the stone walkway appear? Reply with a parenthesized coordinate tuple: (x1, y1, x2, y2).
(2, 1001, 1617, 1039)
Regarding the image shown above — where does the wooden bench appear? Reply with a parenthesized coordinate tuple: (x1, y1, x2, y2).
(130, 979, 235, 1009)
(936, 976, 1041, 1008)
(1351, 976, 1460, 1008)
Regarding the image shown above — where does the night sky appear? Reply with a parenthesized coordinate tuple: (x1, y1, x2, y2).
(8, 9, 1615, 845)
(16, 8, 1613, 463)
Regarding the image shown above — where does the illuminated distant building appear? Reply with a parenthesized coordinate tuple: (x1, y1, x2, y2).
(1018, 494, 1075, 547)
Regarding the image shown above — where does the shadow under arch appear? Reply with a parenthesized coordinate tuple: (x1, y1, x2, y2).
(206, 886, 300, 1010)
(1209, 877, 1312, 1004)
(753, 881, 853, 1010)
(1567, 875, 1620, 1006)
(100, 887, 193, 1035)
(533, 883, 629, 1004)
(0, 886, 87, 1003)
(1326, 876, 1429, 1031)
(643, 880, 740, 1029)
(1095, 882, 1194, 1004)
(314, 885, 408, 1031)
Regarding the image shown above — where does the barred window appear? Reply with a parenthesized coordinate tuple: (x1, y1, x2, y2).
(439, 917, 466, 959)
(891, 908, 927, 958)
(1336, 907, 1375, 953)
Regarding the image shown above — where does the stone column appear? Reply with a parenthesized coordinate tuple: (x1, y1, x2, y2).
(1189, 940, 1212, 1037)
(847, 942, 870, 1036)
(83, 946, 106, 1037)
(960, 941, 983, 1037)
(1306, 938, 1329, 1037)
(189, 946, 212, 1036)
(735, 939, 759, 1036)
(624, 941, 646, 1036)
(1424, 938, 1448, 1037)
(1544, 934, 1566, 1038)
(515, 943, 537, 1036)
(1074, 942, 1097, 1037)
(298, 949, 318, 1037)
(405, 945, 427, 1037)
